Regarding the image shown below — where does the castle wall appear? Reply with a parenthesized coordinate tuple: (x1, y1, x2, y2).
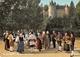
(47, 1, 70, 18)
(56, 9, 65, 17)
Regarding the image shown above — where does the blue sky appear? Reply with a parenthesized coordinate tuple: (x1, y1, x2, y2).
(40, 0, 80, 6)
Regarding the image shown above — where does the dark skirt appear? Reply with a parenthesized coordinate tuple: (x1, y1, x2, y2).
(5, 39, 10, 50)
(17, 41, 24, 53)
(64, 43, 70, 51)
(57, 41, 62, 46)
(36, 39, 42, 49)
(30, 45, 35, 47)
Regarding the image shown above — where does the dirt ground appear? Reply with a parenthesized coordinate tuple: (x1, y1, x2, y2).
(0, 38, 80, 57)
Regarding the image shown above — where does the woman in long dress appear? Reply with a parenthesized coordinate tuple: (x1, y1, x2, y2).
(28, 32, 36, 52)
(63, 32, 71, 52)
(42, 31, 47, 49)
(36, 37, 42, 52)
(17, 32, 24, 53)
(51, 31, 57, 48)
(8, 31, 14, 52)
(70, 32, 75, 57)
(56, 32, 62, 51)
(70, 32, 75, 51)
(4, 31, 10, 51)
(45, 31, 50, 49)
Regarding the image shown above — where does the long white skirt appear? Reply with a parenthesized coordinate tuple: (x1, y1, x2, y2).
(10, 46, 14, 51)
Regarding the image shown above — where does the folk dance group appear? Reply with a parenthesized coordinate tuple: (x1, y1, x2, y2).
(4, 31, 75, 55)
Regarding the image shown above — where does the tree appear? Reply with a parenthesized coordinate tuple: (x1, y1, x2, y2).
(76, 1, 80, 29)
(0, 0, 43, 32)
(46, 17, 64, 31)
(76, 1, 80, 17)
(69, 1, 76, 17)
(44, 5, 48, 11)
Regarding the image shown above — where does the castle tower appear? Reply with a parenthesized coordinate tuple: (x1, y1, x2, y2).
(64, 5, 69, 16)
(48, 0, 56, 18)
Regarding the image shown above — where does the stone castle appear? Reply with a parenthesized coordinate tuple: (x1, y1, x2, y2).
(43, 0, 75, 18)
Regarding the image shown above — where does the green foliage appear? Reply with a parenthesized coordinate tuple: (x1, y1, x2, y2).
(0, 0, 43, 32)
(76, 1, 80, 29)
(69, 1, 75, 17)
(0, 0, 79, 33)
(76, 1, 80, 17)
(44, 5, 48, 11)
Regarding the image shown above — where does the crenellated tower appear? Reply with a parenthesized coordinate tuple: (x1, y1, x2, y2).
(64, 5, 69, 16)
(48, 0, 56, 18)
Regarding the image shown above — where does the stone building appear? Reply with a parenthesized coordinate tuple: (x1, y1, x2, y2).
(43, 0, 75, 18)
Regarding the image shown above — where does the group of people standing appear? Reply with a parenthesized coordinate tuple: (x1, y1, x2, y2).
(4, 31, 25, 53)
(37, 31, 75, 52)
(4, 31, 15, 52)
(3, 30, 75, 54)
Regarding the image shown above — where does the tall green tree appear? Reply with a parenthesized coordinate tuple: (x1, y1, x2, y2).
(76, 1, 80, 29)
(0, 0, 43, 31)
(69, 1, 76, 17)
(76, 1, 80, 17)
